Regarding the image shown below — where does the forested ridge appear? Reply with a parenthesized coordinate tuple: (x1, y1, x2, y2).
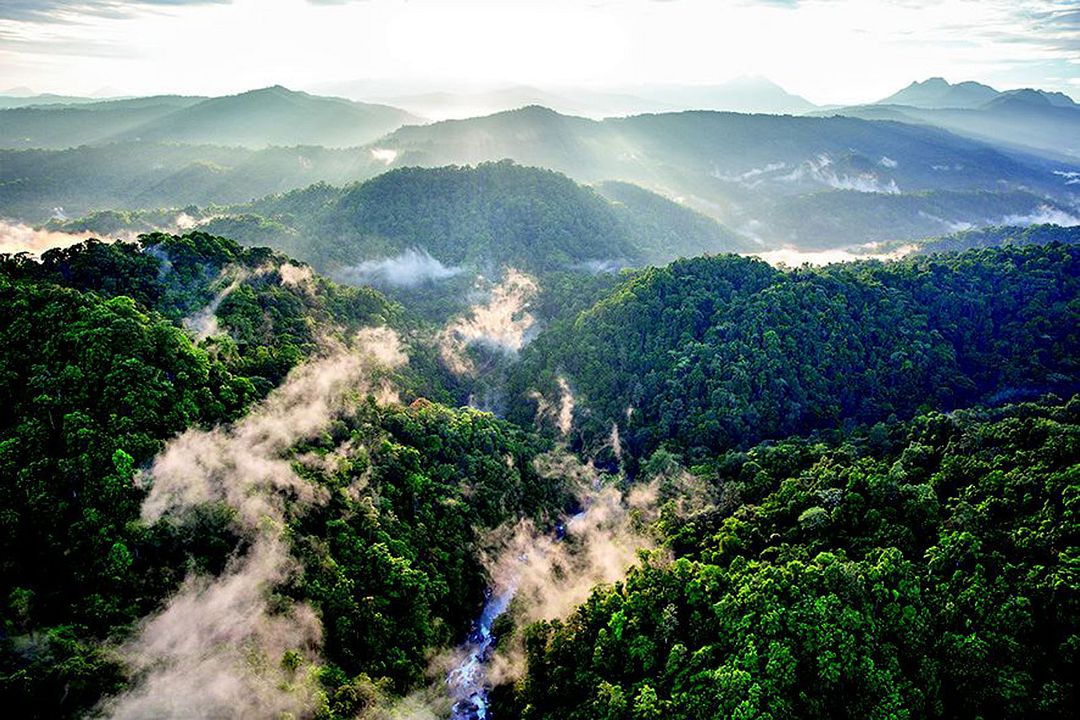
(509, 243, 1080, 462)
(0, 230, 1076, 719)
(507, 398, 1079, 719)
(209, 161, 747, 273)
(0, 233, 566, 717)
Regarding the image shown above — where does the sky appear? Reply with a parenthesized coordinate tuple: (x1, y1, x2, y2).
(0, 0, 1077, 105)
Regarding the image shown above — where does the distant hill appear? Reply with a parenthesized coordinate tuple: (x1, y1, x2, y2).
(877, 77, 1000, 109)
(112, 86, 419, 148)
(822, 100, 1080, 162)
(0, 93, 117, 110)
(4, 103, 1077, 250)
(339, 76, 815, 118)
(844, 79, 1080, 160)
(0, 86, 418, 149)
(372, 84, 674, 120)
(42, 161, 747, 279)
(374, 106, 1069, 193)
(0, 142, 377, 222)
(0, 96, 206, 147)
(212, 161, 749, 272)
(911, 223, 1080, 255)
(370, 106, 1078, 246)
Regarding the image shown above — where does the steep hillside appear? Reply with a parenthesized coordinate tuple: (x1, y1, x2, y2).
(0, 232, 571, 718)
(508, 244, 1080, 460)
(229, 162, 747, 272)
(4, 105, 1076, 250)
(370, 107, 1079, 245)
(506, 397, 1079, 719)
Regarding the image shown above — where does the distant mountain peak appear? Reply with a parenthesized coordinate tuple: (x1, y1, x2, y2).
(240, 84, 299, 98)
(498, 104, 568, 120)
(998, 88, 1052, 105)
(982, 88, 1073, 112)
(878, 77, 999, 109)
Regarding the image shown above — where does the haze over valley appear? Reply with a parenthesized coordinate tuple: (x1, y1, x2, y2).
(1, 2, 1078, 719)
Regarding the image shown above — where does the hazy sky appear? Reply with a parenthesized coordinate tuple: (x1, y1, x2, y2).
(1, 0, 1077, 104)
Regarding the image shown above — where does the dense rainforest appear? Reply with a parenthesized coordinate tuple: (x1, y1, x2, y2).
(0, 233, 565, 717)
(47, 161, 746, 276)
(0, 230, 1077, 719)
(509, 243, 1080, 463)
(507, 397, 1079, 719)
(2, 12, 1079, 717)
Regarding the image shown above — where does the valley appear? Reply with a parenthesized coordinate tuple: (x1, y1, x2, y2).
(1, 4, 1078, 718)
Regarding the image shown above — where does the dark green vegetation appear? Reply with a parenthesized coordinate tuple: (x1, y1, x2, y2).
(910, 223, 1080, 255)
(221, 161, 747, 271)
(509, 397, 1079, 719)
(510, 244, 1080, 461)
(1, 222, 1078, 719)
(0, 86, 416, 150)
(0, 232, 564, 717)
(0, 256, 255, 716)
(291, 400, 567, 703)
(0, 232, 396, 393)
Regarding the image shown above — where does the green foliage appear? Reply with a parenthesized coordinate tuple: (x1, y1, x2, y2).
(1, 231, 399, 392)
(227, 161, 743, 273)
(913, 223, 1080, 255)
(0, 231, 408, 717)
(0, 272, 252, 717)
(511, 398, 1080, 719)
(290, 399, 569, 694)
(1, 225, 1077, 720)
(510, 244, 1080, 461)
(0, 230, 565, 716)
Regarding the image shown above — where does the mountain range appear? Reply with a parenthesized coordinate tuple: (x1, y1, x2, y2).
(818, 77, 1080, 161)
(0, 86, 419, 149)
(3, 68, 1080, 720)
(2, 79, 1078, 251)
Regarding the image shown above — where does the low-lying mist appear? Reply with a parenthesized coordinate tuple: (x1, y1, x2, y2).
(0, 219, 128, 255)
(335, 248, 464, 288)
(100, 328, 407, 719)
(439, 268, 539, 375)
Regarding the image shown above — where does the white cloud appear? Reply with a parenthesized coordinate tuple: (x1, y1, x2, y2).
(335, 248, 463, 288)
(2, 0, 1075, 105)
(102, 329, 407, 719)
(1000, 204, 1080, 227)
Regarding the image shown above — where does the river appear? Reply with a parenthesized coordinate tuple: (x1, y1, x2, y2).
(445, 514, 582, 719)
